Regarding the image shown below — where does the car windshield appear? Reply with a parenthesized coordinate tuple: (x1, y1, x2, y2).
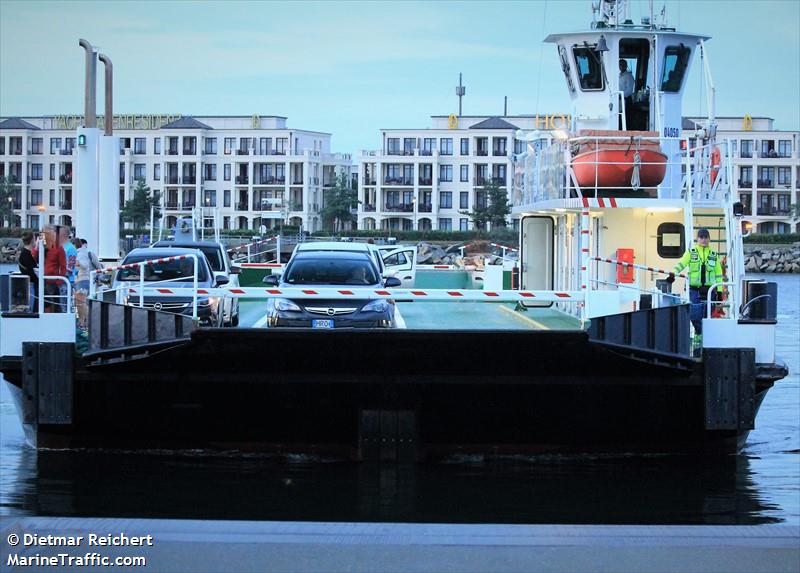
(116, 254, 208, 282)
(284, 258, 379, 286)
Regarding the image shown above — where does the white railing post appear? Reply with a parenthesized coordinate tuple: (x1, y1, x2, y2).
(138, 261, 145, 308)
(37, 238, 45, 315)
(580, 208, 590, 324)
(192, 255, 198, 320)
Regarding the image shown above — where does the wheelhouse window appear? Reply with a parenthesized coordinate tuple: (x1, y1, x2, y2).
(572, 47, 604, 91)
(661, 45, 691, 92)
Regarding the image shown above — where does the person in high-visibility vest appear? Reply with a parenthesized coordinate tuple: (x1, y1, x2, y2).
(666, 228, 724, 338)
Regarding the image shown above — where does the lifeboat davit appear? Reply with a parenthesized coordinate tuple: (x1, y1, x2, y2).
(572, 130, 667, 189)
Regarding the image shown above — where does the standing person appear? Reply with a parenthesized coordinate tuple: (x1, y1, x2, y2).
(667, 228, 724, 345)
(43, 225, 67, 312)
(618, 59, 635, 130)
(74, 238, 102, 328)
(18, 231, 39, 312)
(61, 227, 78, 313)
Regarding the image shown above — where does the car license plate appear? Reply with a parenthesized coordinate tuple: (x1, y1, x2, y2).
(312, 319, 334, 329)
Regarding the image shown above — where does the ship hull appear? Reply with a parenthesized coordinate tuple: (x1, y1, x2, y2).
(1, 328, 781, 459)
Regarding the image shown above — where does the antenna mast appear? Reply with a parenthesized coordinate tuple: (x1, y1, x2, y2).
(456, 73, 466, 116)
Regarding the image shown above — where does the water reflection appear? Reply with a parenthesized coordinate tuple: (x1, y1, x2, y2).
(1, 449, 782, 525)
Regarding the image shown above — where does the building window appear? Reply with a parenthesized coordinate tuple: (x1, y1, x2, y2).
(777, 167, 791, 186)
(0, 138, 5, 155)
(739, 166, 752, 186)
(224, 190, 231, 207)
(203, 190, 216, 207)
(740, 140, 753, 158)
(183, 137, 197, 155)
(30, 164, 43, 180)
(439, 191, 452, 209)
(30, 138, 43, 154)
(403, 138, 415, 155)
(275, 138, 287, 155)
(777, 140, 792, 158)
(460, 218, 469, 231)
(459, 192, 468, 209)
(460, 138, 469, 155)
(133, 164, 146, 181)
(154, 164, 161, 181)
(460, 165, 469, 182)
(49, 164, 55, 180)
(204, 138, 217, 154)
(134, 138, 146, 154)
(438, 218, 452, 231)
(29, 189, 42, 207)
(387, 138, 400, 155)
(204, 164, 217, 181)
(421, 138, 435, 155)
(514, 139, 526, 154)
(224, 138, 235, 155)
(49, 189, 55, 206)
(440, 138, 453, 155)
(224, 164, 231, 181)
(259, 138, 270, 155)
(439, 165, 452, 182)
(758, 166, 775, 187)
(154, 138, 161, 155)
(492, 137, 507, 156)
(50, 138, 61, 154)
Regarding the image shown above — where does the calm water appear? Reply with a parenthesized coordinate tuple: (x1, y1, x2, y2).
(0, 273, 797, 525)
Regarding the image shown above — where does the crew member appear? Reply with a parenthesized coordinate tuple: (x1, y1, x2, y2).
(619, 59, 635, 130)
(667, 228, 724, 342)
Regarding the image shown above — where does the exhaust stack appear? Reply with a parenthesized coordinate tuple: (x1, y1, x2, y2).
(98, 54, 113, 135)
(78, 39, 97, 127)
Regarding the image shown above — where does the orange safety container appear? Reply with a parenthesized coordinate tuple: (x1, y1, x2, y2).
(616, 248, 635, 284)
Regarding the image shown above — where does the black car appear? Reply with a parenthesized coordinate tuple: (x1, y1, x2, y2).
(263, 251, 401, 328)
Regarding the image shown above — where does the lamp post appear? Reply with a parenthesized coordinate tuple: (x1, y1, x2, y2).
(412, 196, 417, 231)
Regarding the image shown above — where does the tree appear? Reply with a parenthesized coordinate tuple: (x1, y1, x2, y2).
(121, 179, 160, 230)
(0, 176, 18, 227)
(320, 172, 359, 232)
(460, 180, 511, 231)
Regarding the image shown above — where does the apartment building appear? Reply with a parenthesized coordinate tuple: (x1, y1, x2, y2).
(684, 116, 800, 233)
(0, 115, 352, 232)
(356, 115, 563, 231)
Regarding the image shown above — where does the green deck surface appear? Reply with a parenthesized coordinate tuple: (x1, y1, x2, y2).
(237, 300, 581, 331)
(414, 270, 471, 289)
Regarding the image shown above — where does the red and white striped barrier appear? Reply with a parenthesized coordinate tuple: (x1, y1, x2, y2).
(417, 264, 459, 270)
(239, 262, 284, 269)
(489, 243, 519, 253)
(227, 236, 277, 254)
(96, 253, 197, 274)
(591, 257, 686, 279)
(123, 287, 584, 303)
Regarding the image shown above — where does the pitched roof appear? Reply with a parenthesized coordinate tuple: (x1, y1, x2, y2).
(0, 118, 40, 130)
(469, 117, 519, 130)
(160, 116, 213, 130)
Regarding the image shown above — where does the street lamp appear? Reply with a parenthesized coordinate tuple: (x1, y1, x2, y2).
(412, 196, 417, 231)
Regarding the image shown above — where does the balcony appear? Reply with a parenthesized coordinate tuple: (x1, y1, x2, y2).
(9, 148, 22, 156)
(363, 179, 377, 186)
(418, 177, 432, 186)
(419, 150, 433, 156)
(757, 206, 792, 216)
(235, 202, 249, 211)
(164, 202, 179, 210)
(386, 149, 401, 156)
(59, 201, 72, 210)
(166, 149, 179, 156)
(119, 175, 125, 184)
(738, 179, 753, 188)
(182, 176, 197, 184)
(59, 174, 72, 184)
(253, 202, 276, 212)
(166, 176, 179, 184)
(292, 179, 304, 185)
(418, 203, 433, 213)
(9, 176, 21, 184)
(383, 203, 414, 213)
(384, 177, 414, 186)
(474, 176, 488, 186)
(181, 201, 196, 209)
(491, 177, 507, 186)
(757, 180, 774, 189)
(236, 149, 249, 156)
(236, 176, 249, 185)
(363, 204, 376, 212)
(59, 149, 73, 156)
(270, 150, 286, 156)
(740, 152, 753, 159)
(476, 149, 488, 157)
(255, 176, 285, 185)
(492, 148, 507, 157)
(11, 201, 22, 210)
(183, 149, 196, 156)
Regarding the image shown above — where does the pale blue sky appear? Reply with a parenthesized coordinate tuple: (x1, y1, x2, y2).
(1, 0, 798, 152)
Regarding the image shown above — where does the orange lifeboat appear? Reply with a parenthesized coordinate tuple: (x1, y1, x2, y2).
(571, 130, 667, 189)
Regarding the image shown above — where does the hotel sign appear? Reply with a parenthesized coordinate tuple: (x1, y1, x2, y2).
(49, 114, 182, 130)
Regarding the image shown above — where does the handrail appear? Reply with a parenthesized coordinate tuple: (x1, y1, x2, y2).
(705, 281, 736, 320)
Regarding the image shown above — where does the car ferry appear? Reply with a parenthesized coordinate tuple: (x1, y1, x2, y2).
(0, 0, 787, 460)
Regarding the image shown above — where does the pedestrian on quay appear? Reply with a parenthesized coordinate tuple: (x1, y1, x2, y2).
(73, 238, 101, 328)
(61, 226, 78, 308)
(18, 230, 39, 312)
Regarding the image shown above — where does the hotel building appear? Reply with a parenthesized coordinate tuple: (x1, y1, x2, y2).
(0, 115, 353, 232)
(684, 116, 799, 233)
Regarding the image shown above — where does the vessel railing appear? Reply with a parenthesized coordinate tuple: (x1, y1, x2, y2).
(705, 281, 737, 321)
(227, 236, 280, 264)
(90, 253, 201, 320)
(589, 257, 689, 308)
(32, 275, 73, 314)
